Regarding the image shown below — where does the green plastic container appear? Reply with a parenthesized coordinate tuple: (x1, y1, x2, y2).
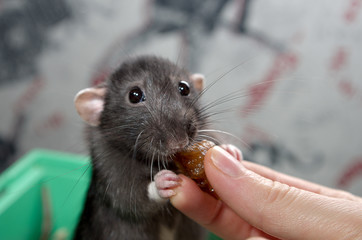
(0, 150, 91, 240)
(0, 149, 222, 240)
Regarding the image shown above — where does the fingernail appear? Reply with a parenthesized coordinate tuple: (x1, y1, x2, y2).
(211, 146, 243, 178)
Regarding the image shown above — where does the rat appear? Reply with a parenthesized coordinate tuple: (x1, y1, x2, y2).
(73, 55, 214, 240)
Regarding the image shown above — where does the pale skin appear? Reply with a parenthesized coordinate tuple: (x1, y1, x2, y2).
(155, 145, 362, 240)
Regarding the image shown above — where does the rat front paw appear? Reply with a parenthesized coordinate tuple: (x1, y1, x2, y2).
(220, 144, 243, 161)
(148, 170, 181, 202)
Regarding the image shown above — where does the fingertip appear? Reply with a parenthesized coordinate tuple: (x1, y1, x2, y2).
(205, 146, 245, 178)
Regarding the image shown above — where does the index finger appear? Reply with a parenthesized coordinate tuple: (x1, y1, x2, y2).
(242, 161, 361, 202)
(204, 146, 362, 240)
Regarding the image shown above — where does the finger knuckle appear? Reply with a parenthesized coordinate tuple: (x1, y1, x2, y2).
(265, 180, 293, 205)
(257, 181, 298, 232)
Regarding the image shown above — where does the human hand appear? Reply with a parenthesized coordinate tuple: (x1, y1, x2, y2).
(169, 145, 362, 240)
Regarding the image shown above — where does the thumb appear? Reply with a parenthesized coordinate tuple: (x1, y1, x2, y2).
(205, 146, 362, 240)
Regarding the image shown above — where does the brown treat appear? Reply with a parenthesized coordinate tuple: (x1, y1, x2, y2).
(173, 140, 218, 198)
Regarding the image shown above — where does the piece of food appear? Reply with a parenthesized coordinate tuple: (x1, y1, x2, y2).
(173, 140, 218, 198)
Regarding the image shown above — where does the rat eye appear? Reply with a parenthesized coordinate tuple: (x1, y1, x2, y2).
(178, 81, 190, 96)
(129, 87, 145, 104)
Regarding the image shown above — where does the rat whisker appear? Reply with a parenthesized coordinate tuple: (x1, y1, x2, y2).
(61, 163, 91, 208)
(103, 124, 138, 132)
(174, 43, 185, 70)
(197, 134, 219, 144)
(130, 175, 137, 220)
(150, 141, 156, 181)
(188, 135, 197, 146)
(199, 106, 240, 120)
(199, 129, 250, 149)
(199, 91, 248, 115)
(187, 58, 253, 113)
(132, 130, 145, 160)
(158, 140, 162, 172)
(103, 181, 111, 203)
(162, 155, 168, 170)
(193, 77, 297, 121)
(145, 136, 154, 157)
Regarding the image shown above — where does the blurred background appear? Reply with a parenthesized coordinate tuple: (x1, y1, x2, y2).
(0, 0, 361, 196)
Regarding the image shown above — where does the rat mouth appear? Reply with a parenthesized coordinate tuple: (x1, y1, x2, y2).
(167, 137, 190, 152)
(147, 151, 178, 172)
(141, 130, 197, 167)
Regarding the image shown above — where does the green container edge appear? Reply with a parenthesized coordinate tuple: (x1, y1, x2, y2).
(0, 149, 92, 240)
(0, 149, 222, 240)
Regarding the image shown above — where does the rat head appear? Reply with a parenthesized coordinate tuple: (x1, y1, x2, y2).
(75, 56, 206, 161)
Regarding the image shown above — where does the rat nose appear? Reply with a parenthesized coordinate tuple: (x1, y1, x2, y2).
(167, 137, 189, 151)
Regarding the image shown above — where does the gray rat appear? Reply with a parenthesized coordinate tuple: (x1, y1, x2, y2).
(74, 55, 214, 240)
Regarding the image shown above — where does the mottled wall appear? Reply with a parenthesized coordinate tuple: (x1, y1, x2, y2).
(0, 0, 361, 195)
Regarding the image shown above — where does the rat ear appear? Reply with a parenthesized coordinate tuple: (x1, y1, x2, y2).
(74, 87, 106, 126)
(190, 73, 205, 92)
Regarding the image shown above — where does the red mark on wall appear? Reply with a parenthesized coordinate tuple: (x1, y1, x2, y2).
(329, 48, 361, 100)
(330, 47, 348, 71)
(344, 0, 362, 23)
(337, 157, 362, 188)
(35, 112, 65, 135)
(241, 52, 298, 117)
(338, 79, 357, 98)
(91, 70, 110, 86)
(14, 77, 45, 113)
(46, 112, 64, 129)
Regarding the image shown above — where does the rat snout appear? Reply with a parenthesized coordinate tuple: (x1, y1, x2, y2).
(154, 108, 198, 155)
(167, 136, 189, 152)
(165, 117, 197, 153)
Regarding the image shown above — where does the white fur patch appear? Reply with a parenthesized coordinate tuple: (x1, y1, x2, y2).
(147, 181, 167, 203)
